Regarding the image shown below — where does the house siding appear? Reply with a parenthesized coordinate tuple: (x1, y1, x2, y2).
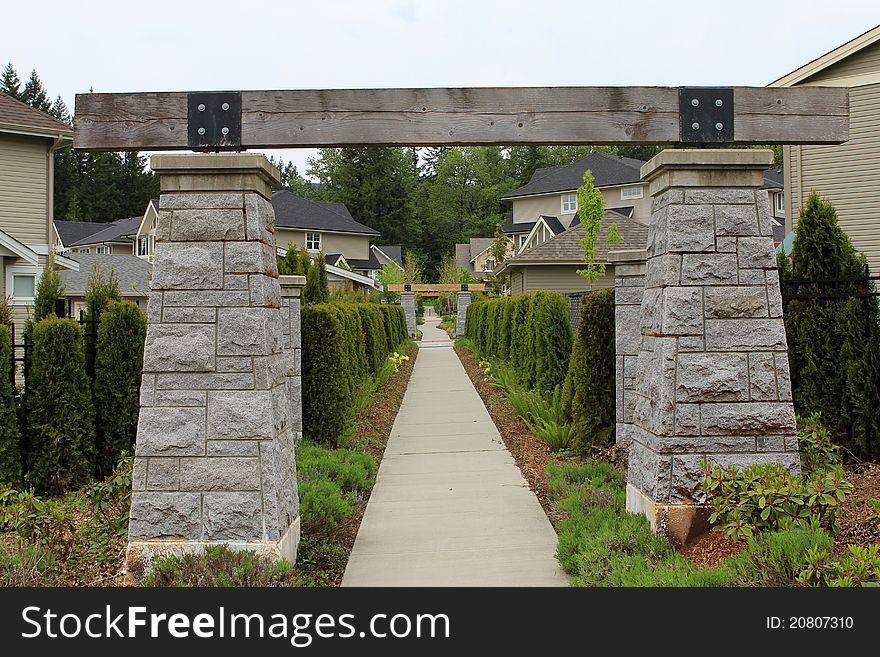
(514, 265, 614, 294)
(510, 184, 651, 226)
(275, 228, 371, 260)
(0, 133, 50, 246)
(783, 81, 880, 274)
(801, 40, 880, 84)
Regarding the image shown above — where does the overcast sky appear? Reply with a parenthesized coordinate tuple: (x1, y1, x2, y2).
(5, 1, 878, 176)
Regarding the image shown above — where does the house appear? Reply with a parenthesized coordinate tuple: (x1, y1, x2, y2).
(496, 209, 648, 295)
(0, 93, 79, 332)
(59, 252, 152, 317)
(770, 24, 880, 273)
(761, 169, 787, 246)
(500, 153, 649, 255)
(455, 237, 500, 280)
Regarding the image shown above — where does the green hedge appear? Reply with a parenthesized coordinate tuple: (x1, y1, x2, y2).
(564, 289, 616, 453)
(0, 324, 21, 487)
(302, 303, 408, 446)
(465, 291, 572, 391)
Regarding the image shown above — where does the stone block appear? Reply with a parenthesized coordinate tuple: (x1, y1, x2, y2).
(627, 436, 672, 501)
(639, 287, 662, 335)
(159, 192, 244, 210)
(646, 207, 667, 256)
(685, 189, 755, 205)
(644, 254, 681, 288)
(700, 402, 796, 436)
(676, 352, 748, 402)
(616, 304, 643, 353)
(244, 194, 276, 242)
(146, 291, 163, 323)
(156, 372, 255, 390)
(615, 285, 645, 305)
(738, 269, 767, 285)
(129, 493, 202, 539)
(217, 307, 272, 356)
(716, 236, 737, 253)
(207, 390, 276, 441)
(738, 236, 776, 269)
(203, 493, 263, 540)
(162, 290, 250, 307)
(154, 211, 172, 241)
(171, 209, 245, 241)
(670, 453, 799, 504)
(757, 436, 787, 452)
(749, 352, 778, 401)
(704, 286, 768, 319)
(216, 357, 253, 372)
(674, 403, 701, 436)
(633, 338, 677, 435)
(680, 253, 738, 285)
(289, 376, 303, 432)
(677, 336, 705, 351)
(162, 306, 216, 323)
(756, 191, 774, 237)
(705, 318, 787, 351)
(651, 189, 684, 211)
(775, 354, 793, 401)
(140, 374, 156, 407)
(667, 204, 714, 252)
(179, 457, 261, 491)
(661, 287, 703, 335)
(766, 270, 784, 318)
(715, 204, 759, 236)
(224, 274, 249, 290)
(146, 458, 180, 491)
(132, 457, 147, 491)
(207, 440, 260, 457)
(225, 241, 269, 274)
(143, 324, 215, 372)
(250, 274, 282, 307)
(137, 407, 206, 456)
(152, 242, 224, 290)
(153, 389, 207, 407)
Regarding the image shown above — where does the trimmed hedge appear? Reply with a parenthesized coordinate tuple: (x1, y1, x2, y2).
(465, 291, 572, 391)
(26, 316, 96, 495)
(302, 303, 408, 446)
(564, 289, 616, 453)
(0, 324, 21, 487)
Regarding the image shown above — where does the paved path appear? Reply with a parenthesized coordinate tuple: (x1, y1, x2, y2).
(342, 317, 567, 586)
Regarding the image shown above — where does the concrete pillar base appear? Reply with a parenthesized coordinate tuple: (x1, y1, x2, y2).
(625, 484, 709, 547)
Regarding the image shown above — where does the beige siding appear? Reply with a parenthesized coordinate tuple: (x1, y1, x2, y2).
(0, 134, 50, 246)
(519, 265, 614, 294)
(785, 82, 880, 274)
(510, 184, 650, 226)
(275, 228, 370, 260)
(510, 270, 524, 296)
(803, 40, 880, 84)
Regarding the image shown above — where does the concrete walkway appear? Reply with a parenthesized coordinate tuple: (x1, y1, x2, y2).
(341, 316, 567, 586)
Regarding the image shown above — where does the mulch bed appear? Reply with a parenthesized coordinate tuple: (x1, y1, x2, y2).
(680, 531, 747, 569)
(454, 344, 568, 523)
(315, 343, 419, 586)
(835, 461, 880, 551)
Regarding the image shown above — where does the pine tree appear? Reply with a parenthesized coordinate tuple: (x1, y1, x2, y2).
(21, 69, 51, 112)
(49, 95, 70, 123)
(0, 324, 22, 487)
(26, 316, 96, 494)
(94, 301, 146, 477)
(64, 194, 83, 221)
(0, 61, 22, 99)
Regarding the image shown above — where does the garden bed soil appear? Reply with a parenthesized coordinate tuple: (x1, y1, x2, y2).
(836, 461, 880, 551)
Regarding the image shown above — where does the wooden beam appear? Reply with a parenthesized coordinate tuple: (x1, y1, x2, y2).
(388, 284, 486, 293)
(73, 86, 848, 151)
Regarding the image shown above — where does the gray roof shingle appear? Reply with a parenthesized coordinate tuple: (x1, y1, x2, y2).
(55, 221, 108, 247)
(374, 245, 402, 266)
(68, 216, 142, 247)
(502, 153, 644, 200)
(0, 93, 74, 136)
(60, 253, 152, 296)
(272, 190, 379, 235)
(762, 168, 784, 190)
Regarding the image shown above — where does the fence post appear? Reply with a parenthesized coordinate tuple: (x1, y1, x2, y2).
(401, 288, 417, 338)
(455, 288, 471, 337)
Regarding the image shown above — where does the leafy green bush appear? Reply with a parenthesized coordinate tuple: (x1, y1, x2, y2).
(297, 440, 375, 530)
(704, 462, 853, 539)
(26, 317, 96, 494)
(94, 301, 146, 478)
(796, 412, 842, 477)
(726, 527, 834, 586)
(0, 324, 21, 487)
(143, 545, 296, 587)
(299, 480, 353, 528)
(564, 289, 616, 453)
(797, 542, 880, 587)
(492, 364, 572, 451)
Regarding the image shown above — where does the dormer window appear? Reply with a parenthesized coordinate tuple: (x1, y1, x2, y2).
(561, 193, 577, 213)
(306, 232, 321, 251)
(484, 258, 496, 271)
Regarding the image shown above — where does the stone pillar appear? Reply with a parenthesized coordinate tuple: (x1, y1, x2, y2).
(279, 275, 306, 443)
(567, 293, 583, 332)
(401, 291, 417, 338)
(608, 248, 647, 448)
(455, 291, 472, 337)
(626, 149, 799, 545)
(127, 154, 300, 580)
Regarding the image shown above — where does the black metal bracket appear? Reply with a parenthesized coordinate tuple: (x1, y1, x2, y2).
(404, 284, 412, 292)
(679, 88, 734, 144)
(187, 92, 242, 150)
(461, 284, 469, 292)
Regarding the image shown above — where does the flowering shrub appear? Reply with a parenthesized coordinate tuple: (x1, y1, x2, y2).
(389, 352, 410, 373)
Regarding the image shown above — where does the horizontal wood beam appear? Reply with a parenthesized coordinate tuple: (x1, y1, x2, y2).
(73, 86, 848, 151)
(388, 284, 486, 293)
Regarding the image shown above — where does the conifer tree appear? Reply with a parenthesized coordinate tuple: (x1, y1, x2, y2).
(0, 324, 22, 487)
(303, 253, 330, 305)
(21, 69, 51, 112)
(0, 61, 22, 98)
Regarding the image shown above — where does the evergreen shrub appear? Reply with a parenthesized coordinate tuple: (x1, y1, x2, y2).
(0, 324, 21, 486)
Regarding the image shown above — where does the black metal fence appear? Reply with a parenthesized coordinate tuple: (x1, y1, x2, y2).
(780, 263, 880, 304)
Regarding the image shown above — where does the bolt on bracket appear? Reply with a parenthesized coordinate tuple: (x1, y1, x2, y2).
(679, 88, 734, 144)
(187, 92, 242, 150)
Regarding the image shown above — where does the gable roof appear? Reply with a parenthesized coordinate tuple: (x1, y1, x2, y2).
(68, 216, 142, 247)
(770, 24, 880, 87)
(455, 243, 472, 270)
(502, 211, 648, 267)
(501, 153, 644, 200)
(0, 229, 40, 264)
(762, 169, 784, 190)
(347, 251, 383, 271)
(54, 220, 108, 247)
(0, 93, 74, 138)
(373, 244, 403, 266)
(60, 253, 152, 296)
(272, 190, 379, 235)
(501, 214, 537, 235)
(569, 206, 634, 228)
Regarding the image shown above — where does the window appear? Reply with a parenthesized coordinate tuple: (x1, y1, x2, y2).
(306, 233, 321, 251)
(517, 234, 528, 250)
(774, 192, 785, 213)
(6, 264, 40, 305)
(137, 236, 154, 257)
(621, 185, 643, 200)
(74, 248, 90, 254)
(484, 258, 496, 271)
(561, 193, 577, 213)
(96, 246, 110, 254)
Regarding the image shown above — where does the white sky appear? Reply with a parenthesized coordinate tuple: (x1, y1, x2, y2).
(5, 0, 878, 177)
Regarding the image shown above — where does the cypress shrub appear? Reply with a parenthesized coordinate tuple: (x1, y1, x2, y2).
(302, 304, 351, 447)
(509, 294, 531, 375)
(303, 253, 330, 305)
(94, 300, 147, 478)
(379, 306, 396, 353)
(784, 192, 880, 458)
(0, 324, 21, 487)
(565, 289, 616, 453)
(358, 305, 386, 376)
(533, 291, 572, 391)
(82, 264, 121, 381)
(26, 316, 95, 494)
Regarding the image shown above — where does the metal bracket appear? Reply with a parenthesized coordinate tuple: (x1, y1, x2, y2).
(187, 92, 242, 150)
(461, 284, 469, 292)
(679, 88, 734, 144)
(404, 284, 412, 292)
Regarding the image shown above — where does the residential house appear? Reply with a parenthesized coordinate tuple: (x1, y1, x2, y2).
(761, 169, 787, 246)
(455, 237, 500, 280)
(60, 252, 152, 317)
(500, 153, 649, 255)
(496, 209, 648, 295)
(0, 93, 79, 332)
(771, 24, 880, 273)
